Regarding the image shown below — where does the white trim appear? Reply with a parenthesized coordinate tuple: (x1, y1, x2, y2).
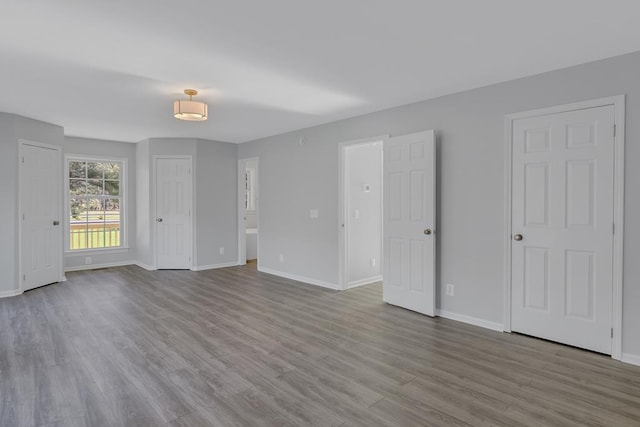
(347, 275, 382, 289)
(258, 267, 340, 290)
(18, 139, 64, 291)
(621, 353, 640, 367)
(0, 289, 23, 298)
(152, 155, 194, 270)
(134, 261, 156, 271)
(65, 247, 130, 257)
(437, 309, 504, 332)
(192, 261, 239, 271)
(503, 95, 626, 360)
(338, 135, 388, 291)
(64, 260, 135, 272)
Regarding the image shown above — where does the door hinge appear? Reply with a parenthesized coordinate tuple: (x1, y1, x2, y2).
(613, 124, 617, 138)
(23, 274, 25, 281)
(22, 213, 25, 220)
(613, 223, 615, 235)
(21, 156, 25, 164)
(611, 328, 614, 338)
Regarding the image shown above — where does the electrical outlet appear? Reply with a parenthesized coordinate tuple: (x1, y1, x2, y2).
(371, 258, 376, 268)
(310, 209, 319, 219)
(279, 254, 284, 263)
(219, 247, 225, 255)
(85, 256, 92, 265)
(446, 283, 455, 297)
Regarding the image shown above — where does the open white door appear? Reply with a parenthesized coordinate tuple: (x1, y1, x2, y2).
(20, 142, 62, 291)
(155, 157, 192, 269)
(383, 130, 436, 316)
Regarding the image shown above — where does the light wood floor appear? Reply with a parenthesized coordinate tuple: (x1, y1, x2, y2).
(1, 265, 639, 426)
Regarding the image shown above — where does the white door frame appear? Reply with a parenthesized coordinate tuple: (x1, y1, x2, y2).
(503, 95, 625, 360)
(152, 155, 194, 270)
(338, 135, 388, 291)
(18, 139, 64, 292)
(238, 157, 259, 266)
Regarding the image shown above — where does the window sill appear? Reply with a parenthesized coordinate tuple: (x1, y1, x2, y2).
(65, 247, 130, 257)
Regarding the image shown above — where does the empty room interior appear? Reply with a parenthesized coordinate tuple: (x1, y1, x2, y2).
(2, 1, 640, 426)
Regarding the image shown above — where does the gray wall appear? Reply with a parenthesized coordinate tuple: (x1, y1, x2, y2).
(238, 51, 640, 358)
(136, 140, 151, 267)
(195, 139, 238, 267)
(0, 113, 64, 295)
(63, 136, 137, 270)
(136, 138, 238, 269)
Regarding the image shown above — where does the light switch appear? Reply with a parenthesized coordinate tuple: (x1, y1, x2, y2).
(354, 209, 360, 220)
(310, 209, 319, 219)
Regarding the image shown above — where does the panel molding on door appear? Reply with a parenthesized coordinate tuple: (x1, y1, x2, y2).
(154, 156, 193, 270)
(383, 130, 436, 316)
(505, 96, 625, 359)
(19, 140, 63, 291)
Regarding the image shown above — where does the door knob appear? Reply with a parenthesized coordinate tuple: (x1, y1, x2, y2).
(53, 220, 59, 226)
(513, 233, 523, 241)
(156, 218, 163, 223)
(424, 228, 432, 235)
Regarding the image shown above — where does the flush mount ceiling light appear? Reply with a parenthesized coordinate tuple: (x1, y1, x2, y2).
(174, 89, 208, 121)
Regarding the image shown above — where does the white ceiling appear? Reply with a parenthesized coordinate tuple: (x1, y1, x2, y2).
(1, 1, 639, 143)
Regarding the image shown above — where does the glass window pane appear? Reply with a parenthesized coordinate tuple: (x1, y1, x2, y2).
(87, 162, 103, 179)
(105, 199, 121, 248)
(86, 179, 103, 195)
(69, 179, 86, 195)
(69, 161, 86, 178)
(104, 163, 120, 180)
(104, 180, 119, 195)
(69, 199, 88, 250)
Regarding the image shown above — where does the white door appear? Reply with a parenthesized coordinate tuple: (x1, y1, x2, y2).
(20, 142, 62, 291)
(155, 157, 192, 269)
(511, 105, 615, 354)
(383, 130, 436, 316)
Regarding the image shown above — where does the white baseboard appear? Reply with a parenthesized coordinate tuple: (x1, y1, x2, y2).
(134, 261, 156, 271)
(436, 309, 504, 332)
(192, 261, 239, 271)
(0, 289, 23, 298)
(621, 353, 640, 367)
(348, 275, 382, 289)
(64, 260, 136, 272)
(258, 267, 340, 290)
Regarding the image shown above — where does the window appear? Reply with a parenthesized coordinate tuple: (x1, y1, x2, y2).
(245, 168, 256, 211)
(67, 158, 125, 251)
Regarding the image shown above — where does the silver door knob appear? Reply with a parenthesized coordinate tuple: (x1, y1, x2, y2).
(424, 228, 432, 235)
(156, 218, 163, 222)
(513, 234, 523, 241)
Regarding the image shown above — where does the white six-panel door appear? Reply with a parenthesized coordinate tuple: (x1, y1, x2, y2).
(511, 105, 615, 354)
(383, 130, 436, 316)
(155, 157, 192, 269)
(20, 142, 62, 291)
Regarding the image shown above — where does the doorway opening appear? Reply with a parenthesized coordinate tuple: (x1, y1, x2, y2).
(340, 140, 383, 290)
(238, 158, 259, 266)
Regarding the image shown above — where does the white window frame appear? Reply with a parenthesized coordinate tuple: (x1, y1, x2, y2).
(64, 155, 128, 255)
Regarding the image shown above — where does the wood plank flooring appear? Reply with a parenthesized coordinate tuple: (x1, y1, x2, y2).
(1, 264, 639, 426)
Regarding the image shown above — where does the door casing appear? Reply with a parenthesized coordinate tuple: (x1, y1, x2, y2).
(503, 95, 625, 361)
(238, 157, 259, 266)
(338, 136, 387, 291)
